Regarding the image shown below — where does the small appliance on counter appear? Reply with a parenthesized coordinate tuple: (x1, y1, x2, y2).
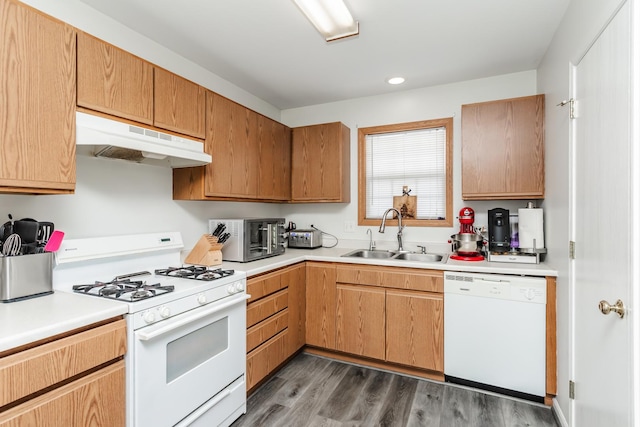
(449, 207, 485, 261)
(208, 218, 285, 262)
(288, 229, 323, 248)
(487, 202, 546, 264)
(488, 208, 511, 253)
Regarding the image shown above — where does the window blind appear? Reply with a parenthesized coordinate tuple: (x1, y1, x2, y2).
(365, 126, 446, 219)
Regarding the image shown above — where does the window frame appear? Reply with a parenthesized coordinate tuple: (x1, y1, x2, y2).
(357, 118, 453, 227)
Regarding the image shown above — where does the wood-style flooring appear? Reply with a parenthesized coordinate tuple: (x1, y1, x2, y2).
(231, 353, 559, 427)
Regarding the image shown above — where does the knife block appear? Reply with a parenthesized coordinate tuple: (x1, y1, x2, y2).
(184, 235, 223, 266)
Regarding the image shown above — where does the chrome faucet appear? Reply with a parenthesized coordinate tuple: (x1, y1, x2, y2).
(379, 208, 404, 251)
(366, 228, 376, 251)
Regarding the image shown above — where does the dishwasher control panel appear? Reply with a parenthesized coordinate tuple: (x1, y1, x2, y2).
(444, 272, 546, 303)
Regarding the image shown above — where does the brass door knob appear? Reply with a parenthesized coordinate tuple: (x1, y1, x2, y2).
(598, 299, 625, 318)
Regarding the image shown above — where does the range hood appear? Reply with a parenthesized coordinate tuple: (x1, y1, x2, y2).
(75, 112, 212, 168)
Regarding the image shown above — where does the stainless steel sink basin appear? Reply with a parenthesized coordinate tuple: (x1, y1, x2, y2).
(341, 249, 447, 263)
(341, 249, 396, 259)
(392, 252, 446, 262)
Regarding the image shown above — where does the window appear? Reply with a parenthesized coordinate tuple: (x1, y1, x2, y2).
(358, 118, 453, 227)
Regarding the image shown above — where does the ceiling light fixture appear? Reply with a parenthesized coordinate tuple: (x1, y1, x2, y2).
(387, 77, 406, 85)
(293, 0, 359, 42)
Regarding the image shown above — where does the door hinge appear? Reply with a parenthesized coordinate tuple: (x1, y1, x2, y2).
(569, 241, 576, 259)
(557, 98, 576, 119)
(569, 380, 576, 399)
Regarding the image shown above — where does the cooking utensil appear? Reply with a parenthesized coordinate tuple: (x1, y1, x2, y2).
(211, 223, 226, 238)
(44, 230, 64, 252)
(218, 232, 230, 244)
(14, 219, 40, 244)
(2, 234, 22, 256)
(37, 222, 55, 244)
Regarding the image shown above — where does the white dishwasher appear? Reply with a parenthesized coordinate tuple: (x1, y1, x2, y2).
(444, 271, 546, 402)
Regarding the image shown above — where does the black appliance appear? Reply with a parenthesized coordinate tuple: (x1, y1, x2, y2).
(488, 208, 511, 253)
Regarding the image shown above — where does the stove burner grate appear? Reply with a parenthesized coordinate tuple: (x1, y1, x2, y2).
(155, 266, 235, 282)
(72, 279, 175, 301)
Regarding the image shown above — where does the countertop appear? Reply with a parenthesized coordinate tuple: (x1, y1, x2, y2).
(0, 291, 127, 353)
(217, 246, 559, 278)
(0, 246, 556, 355)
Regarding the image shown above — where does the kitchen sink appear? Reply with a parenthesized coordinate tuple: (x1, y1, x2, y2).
(341, 249, 397, 259)
(341, 249, 448, 263)
(392, 252, 446, 262)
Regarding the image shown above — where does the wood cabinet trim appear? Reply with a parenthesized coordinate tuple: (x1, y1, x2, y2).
(0, 319, 126, 407)
(247, 309, 289, 353)
(246, 330, 288, 391)
(246, 289, 288, 328)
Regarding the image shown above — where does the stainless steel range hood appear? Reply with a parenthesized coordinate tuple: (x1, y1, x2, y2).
(75, 112, 212, 168)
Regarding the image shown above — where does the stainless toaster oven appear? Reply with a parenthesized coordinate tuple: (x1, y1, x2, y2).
(208, 218, 285, 262)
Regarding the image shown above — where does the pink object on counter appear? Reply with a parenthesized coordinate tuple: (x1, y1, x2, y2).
(44, 230, 64, 252)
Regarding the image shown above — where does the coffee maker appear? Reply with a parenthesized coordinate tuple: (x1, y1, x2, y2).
(488, 208, 511, 253)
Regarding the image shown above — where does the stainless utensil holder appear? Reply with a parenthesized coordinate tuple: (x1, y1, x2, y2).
(1, 252, 54, 303)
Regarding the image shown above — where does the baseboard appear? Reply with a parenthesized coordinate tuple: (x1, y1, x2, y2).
(552, 397, 569, 427)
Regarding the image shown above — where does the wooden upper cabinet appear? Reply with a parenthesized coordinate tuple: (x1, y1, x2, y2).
(153, 67, 205, 138)
(173, 91, 292, 201)
(77, 32, 153, 125)
(258, 116, 292, 201)
(291, 122, 351, 203)
(461, 94, 545, 200)
(0, 0, 76, 194)
(205, 91, 259, 198)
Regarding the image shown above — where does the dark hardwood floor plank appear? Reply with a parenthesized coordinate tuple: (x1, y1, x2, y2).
(407, 379, 445, 427)
(344, 369, 395, 425)
(231, 376, 287, 426)
(271, 354, 334, 407)
(375, 375, 419, 427)
(283, 361, 352, 426)
(500, 398, 558, 427)
(440, 386, 506, 427)
(318, 365, 372, 421)
(307, 415, 345, 427)
(277, 352, 331, 380)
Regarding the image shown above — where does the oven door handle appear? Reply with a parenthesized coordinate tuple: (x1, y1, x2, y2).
(136, 293, 250, 342)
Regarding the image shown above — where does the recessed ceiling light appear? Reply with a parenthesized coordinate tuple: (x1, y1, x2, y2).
(387, 77, 405, 85)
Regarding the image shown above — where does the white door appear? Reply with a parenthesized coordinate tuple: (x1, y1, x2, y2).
(572, 2, 636, 426)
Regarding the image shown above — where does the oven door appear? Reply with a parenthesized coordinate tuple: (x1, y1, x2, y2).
(133, 293, 248, 427)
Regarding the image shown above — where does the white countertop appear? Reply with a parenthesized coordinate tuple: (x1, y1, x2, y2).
(1, 247, 556, 355)
(0, 291, 127, 353)
(217, 246, 559, 278)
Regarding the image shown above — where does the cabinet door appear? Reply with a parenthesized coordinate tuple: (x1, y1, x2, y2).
(305, 263, 336, 349)
(154, 67, 205, 138)
(335, 284, 385, 360)
(77, 32, 153, 125)
(0, 361, 125, 427)
(386, 289, 443, 372)
(291, 122, 350, 202)
(205, 92, 259, 198)
(0, 0, 76, 193)
(283, 263, 306, 354)
(258, 117, 292, 201)
(461, 94, 545, 200)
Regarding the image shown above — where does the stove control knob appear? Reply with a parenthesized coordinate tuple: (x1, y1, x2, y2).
(159, 306, 171, 318)
(197, 294, 207, 305)
(235, 282, 245, 292)
(143, 311, 156, 324)
(227, 285, 236, 294)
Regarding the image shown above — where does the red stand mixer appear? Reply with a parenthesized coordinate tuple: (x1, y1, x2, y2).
(449, 207, 485, 261)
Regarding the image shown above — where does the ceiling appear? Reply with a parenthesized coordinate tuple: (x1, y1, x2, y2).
(76, 0, 571, 110)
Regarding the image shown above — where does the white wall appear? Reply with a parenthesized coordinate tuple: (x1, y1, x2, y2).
(281, 71, 539, 251)
(537, 0, 627, 424)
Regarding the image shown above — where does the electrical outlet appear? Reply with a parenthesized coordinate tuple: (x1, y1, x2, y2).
(344, 221, 356, 233)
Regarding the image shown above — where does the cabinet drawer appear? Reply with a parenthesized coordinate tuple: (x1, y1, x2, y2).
(247, 309, 289, 353)
(246, 330, 288, 391)
(0, 361, 125, 426)
(246, 289, 288, 328)
(0, 319, 126, 407)
(336, 265, 443, 293)
(247, 273, 285, 303)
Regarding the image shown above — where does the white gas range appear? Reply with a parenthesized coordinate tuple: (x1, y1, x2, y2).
(53, 232, 248, 427)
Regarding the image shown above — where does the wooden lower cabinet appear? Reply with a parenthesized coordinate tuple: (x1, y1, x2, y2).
(0, 318, 126, 426)
(245, 263, 305, 391)
(335, 284, 385, 359)
(305, 263, 337, 349)
(386, 289, 443, 371)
